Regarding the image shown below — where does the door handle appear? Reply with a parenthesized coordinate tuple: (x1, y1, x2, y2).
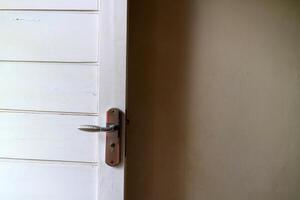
(78, 108, 122, 167)
(78, 124, 119, 133)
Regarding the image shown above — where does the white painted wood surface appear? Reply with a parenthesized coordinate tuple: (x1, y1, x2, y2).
(0, 161, 97, 200)
(98, 0, 128, 199)
(0, 12, 99, 62)
(0, 0, 127, 199)
(0, 113, 98, 162)
(0, 0, 98, 10)
(0, 63, 98, 113)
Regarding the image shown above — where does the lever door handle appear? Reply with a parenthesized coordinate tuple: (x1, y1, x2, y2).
(77, 108, 122, 167)
(78, 124, 119, 133)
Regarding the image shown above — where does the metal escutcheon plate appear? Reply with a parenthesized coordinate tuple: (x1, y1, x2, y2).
(105, 108, 121, 166)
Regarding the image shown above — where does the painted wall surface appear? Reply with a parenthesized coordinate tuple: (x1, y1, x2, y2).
(127, 0, 300, 199)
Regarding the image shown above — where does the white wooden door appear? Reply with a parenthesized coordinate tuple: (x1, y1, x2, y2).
(0, 0, 127, 200)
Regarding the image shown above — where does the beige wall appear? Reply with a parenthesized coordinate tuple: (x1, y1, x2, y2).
(126, 0, 300, 199)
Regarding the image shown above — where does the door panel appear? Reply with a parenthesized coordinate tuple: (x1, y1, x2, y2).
(0, 0, 98, 10)
(0, 12, 99, 62)
(0, 63, 98, 113)
(0, 113, 98, 162)
(0, 161, 97, 200)
(0, 0, 127, 199)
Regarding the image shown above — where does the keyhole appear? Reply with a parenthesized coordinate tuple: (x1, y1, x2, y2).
(110, 143, 116, 148)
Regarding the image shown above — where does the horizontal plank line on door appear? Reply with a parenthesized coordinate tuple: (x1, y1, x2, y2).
(0, 10, 100, 13)
(0, 60, 100, 64)
(0, 109, 99, 116)
(0, 61, 106, 68)
(0, 157, 98, 167)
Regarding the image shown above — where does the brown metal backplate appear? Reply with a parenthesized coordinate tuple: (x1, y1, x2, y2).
(105, 108, 121, 166)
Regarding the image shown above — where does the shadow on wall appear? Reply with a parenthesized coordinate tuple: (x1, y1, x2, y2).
(126, 0, 300, 200)
(126, 0, 194, 199)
